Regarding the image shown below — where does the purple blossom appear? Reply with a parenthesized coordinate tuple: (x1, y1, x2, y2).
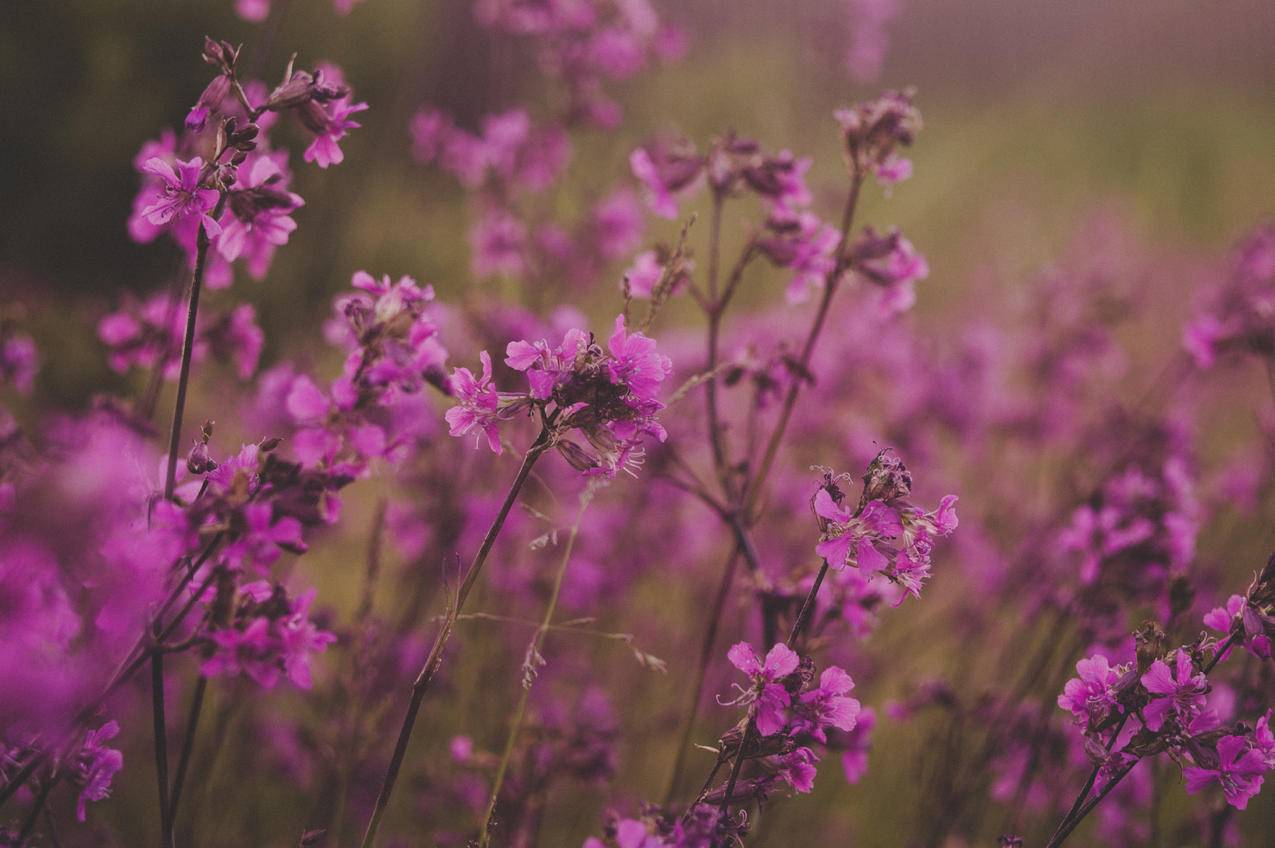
(1058, 653, 1126, 727)
(140, 156, 222, 236)
(1141, 650, 1209, 731)
(445, 351, 503, 454)
(1183, 734, 1268, 810)
(727, 641, 799, 736)
(72, 720, 124, 822)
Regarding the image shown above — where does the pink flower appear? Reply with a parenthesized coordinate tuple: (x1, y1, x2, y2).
(622, 250, 664, 298)
(445, 351, 503, 454)
(1141, 650, 1208, 731)
(140, 156, 222, 236)
(728, 641, 799, 736)
(471, 208, 528, 279)
(217, 153, 304, 279)
(1058, 653, 1125, 726)
(72, 720, 123, 822)
(607, 314, 672, 405)
(302, 97, 368, 168)
(1183, 734, 1268, 810)
(798, 666, 862, 742)
(629, 139, 703, 219)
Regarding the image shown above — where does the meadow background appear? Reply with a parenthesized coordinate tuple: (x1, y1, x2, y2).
(3, 1, 1275, 845)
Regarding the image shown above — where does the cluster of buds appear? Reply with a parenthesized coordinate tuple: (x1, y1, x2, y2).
(1204, 553, 1275, 659)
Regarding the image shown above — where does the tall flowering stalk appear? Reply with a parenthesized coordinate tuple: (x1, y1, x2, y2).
(360, 315, 672, 846)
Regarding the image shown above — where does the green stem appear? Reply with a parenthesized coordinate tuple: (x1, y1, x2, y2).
(478, 486, 593, 846)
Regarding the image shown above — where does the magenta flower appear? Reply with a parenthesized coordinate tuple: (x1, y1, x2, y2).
(775, 746, 819, 793)
(140, 156, 222, 236)
(471, 208, 529, 279)
(621, 250, 664, 299)
(505, 328, 588, 399)
(727, 641, 799, 736)
(1057, 653, 1126, 727)
(72, 720, 124, 822)
(445, 351, 503, 454)
(840, 706, 877, 784)
(1141, 649, 1208, 731)
(607, 314, 672, 406)
(798, 666, 862, 742)
(1204, 594, 1273, 659)
(217, 153, 304, 279)
(301, 97, 368, 168)
(222, 502, 307, 573)
(1183, 734, 1268, 810)
(629, 139, 704, 219)
(848, 226, 929, 314)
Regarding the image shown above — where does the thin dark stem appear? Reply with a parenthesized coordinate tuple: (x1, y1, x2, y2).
(17, 775, 56, 841)
(712, 558, 830, 817)
(664, 549, 741, 804)
(163, 195, 225, 502)
(786, 561, 829, 644)
(1046, 632, 1240, 847)
(1045, 759, 1136, 848)
(359, 430, 552, 848)
(151, 642, 173, 848)
(745, 172, 863, 513)
(168, 675, 207, 826)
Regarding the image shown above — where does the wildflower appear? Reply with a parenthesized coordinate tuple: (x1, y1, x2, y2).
(1183, 734, 1268, 810)
(1205, 594, 1273, 659)
(847, 226, 929, 314)
(445, 351, 503, 454)
(812, 454, 957, 602)
(140, 156, 222, 236)
(774, 746, 819, 793)
(622, 250, 664, 298)
(185, 73, 231, 132)
(217, 151, 304, 279)
(1141, 649, 1209, 731)
(727, 641, 799, 736)
(72, 721, 124, 822)
(629, 138, 704, 219)
(796, 666, 862, 742)
(1057, 654, 1126, 727)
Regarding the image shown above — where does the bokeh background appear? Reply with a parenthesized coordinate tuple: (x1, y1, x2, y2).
(3, 1, 1275, 845)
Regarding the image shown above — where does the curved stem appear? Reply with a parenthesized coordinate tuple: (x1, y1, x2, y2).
(359, 432, 551, 848)
(478, 487, 592, 846)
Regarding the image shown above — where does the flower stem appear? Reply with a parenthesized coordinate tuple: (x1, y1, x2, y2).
(151, 634, 173, 848)
(745, 172, 863, 513)
(664, 548, 741, 804)
(163, 197, 225, 502)
(478, 485, 593, 846)
(715, 559, 830, 816)
(359, 431, 551, 848)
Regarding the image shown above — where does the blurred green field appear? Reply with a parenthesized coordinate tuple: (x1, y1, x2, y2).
(3, 1, 1275, 845)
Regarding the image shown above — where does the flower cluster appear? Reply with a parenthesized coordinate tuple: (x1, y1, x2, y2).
(202, 581, 335, 689)
(98, 294, 263, 380)
(447, 314, 671, 477)
(813, 450, 959, 603)
(1184, 223, 1275, 368)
